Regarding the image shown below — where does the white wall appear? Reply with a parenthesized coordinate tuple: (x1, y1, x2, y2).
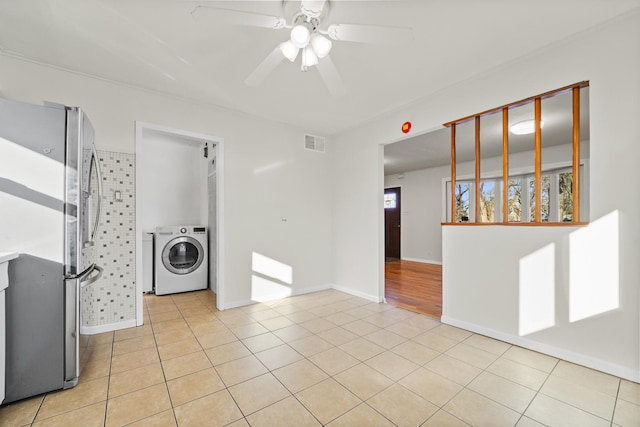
(332, 11, 640, 380)
(0, 54, 333, 310)
(139, 130, 208, 232)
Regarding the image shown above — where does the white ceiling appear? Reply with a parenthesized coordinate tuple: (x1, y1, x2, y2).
(0, 0, 637, 141)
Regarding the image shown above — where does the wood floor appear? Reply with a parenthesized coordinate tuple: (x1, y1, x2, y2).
(385, 260, 442, 319)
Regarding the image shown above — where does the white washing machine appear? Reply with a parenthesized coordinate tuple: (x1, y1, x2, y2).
(154, 226, 208, 295)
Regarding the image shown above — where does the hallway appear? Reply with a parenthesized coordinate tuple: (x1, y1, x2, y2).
(385, 260, 442, 319)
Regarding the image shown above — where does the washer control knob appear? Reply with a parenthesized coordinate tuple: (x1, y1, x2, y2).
(180, 227, 187, 234)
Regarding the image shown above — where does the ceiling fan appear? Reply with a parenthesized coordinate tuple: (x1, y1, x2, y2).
(191, 0, 413, 96)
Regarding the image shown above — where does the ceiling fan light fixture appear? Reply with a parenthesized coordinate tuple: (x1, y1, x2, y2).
(510, 119, 544, 135)
(301, 46, 318, 70)
(310, 34, 332, 58)
(291, 24, 311, 48)
(279, 40, 299, 62)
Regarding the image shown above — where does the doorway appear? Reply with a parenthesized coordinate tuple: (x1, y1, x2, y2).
(384, 187, 401, 260)
(134, 122, 225, 325)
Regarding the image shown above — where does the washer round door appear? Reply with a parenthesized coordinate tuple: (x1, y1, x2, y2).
(161, 236, 204, 275)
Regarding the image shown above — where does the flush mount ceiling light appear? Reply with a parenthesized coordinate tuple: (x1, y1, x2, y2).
(510, 119, 544, 135)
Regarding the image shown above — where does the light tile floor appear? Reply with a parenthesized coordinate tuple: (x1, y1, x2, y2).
(1, 289, 639, 426)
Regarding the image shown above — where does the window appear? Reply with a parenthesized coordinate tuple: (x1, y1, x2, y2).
(447, 167, 584, 223)
(384, 193, 396, 209)
(445, 82, 589, 225)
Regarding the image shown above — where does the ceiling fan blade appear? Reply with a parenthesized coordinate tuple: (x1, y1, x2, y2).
(191, 5, 286, 29)
(301, 0, 326, 18)
(327, 24, 413, 45)
(316, 55, 346, 97)
(245, 47, 285, 86)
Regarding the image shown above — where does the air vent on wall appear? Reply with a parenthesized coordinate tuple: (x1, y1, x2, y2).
(304, 134, 325, 153)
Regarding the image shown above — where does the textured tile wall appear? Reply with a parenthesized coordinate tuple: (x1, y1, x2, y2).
(82, 150, 136, 327)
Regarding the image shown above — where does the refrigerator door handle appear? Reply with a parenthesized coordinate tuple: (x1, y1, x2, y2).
(80, 264, 103, 288)
(91, 144, 103, 242)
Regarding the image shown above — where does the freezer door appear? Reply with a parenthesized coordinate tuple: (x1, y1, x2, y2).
(64, 263, 103, 385)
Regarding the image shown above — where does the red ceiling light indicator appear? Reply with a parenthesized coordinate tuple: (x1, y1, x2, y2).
(401, 121, 412, 134)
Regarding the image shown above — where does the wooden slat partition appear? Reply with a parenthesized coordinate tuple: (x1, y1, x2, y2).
(443, 81, 589, 226)
(572, 87, 581, 222)
(534, 97, 542, 223)
(502, 108, 509, 223)
(451, 123, 457, 222)
(475, 116, 481, 222)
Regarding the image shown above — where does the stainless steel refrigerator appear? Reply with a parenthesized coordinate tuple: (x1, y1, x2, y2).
(0, 97, 103, 403)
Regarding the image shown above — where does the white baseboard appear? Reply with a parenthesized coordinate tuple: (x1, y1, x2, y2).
(331, 285, 381, 303)
(441, 315, 640, 383)
(81, 319, 137, 335)
(401, 257, 442, 265)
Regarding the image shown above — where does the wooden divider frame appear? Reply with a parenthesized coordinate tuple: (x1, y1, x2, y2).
(444, 81, 589, 225)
